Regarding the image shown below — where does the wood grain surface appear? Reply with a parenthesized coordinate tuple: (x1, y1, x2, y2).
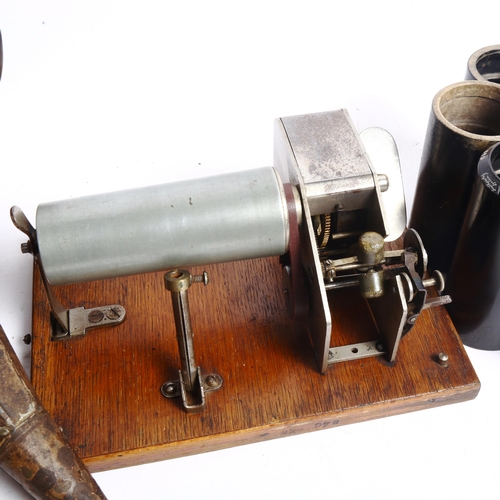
(30, 255, 480, 472)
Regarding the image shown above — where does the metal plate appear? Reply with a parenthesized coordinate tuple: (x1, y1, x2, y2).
(367, 274, 408, 362)
(360, 127, 407, 241)
(274, 117, 332, 373)
(328, 340, 385, 364)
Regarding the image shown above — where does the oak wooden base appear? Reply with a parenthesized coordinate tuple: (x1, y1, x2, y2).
(31, 256, 479, 472)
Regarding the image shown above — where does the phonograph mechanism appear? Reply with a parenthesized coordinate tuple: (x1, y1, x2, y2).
(10, 110, 478, 469)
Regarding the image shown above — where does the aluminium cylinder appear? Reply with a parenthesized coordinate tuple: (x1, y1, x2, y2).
(409, 81, 500, 274)
(466, 45, 500, 83)
(36, 167, 290, 285)
(446, 143, 500, 350)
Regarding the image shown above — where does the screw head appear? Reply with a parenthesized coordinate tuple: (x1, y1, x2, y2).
(437, 352, 449, 366)
(432, 270, 446, 293)
(106, 307, 121, 320)
(200, 271, 209, 286)
(205, 374, 222, 390)
(161, 382, 178, 397)
(87, 309, 104, 323)
(407, 315, 418, 325)
(165, 384, 176, 394)
(21, 241, 33, 254)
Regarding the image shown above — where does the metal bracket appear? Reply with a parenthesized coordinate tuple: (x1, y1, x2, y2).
(161, 369, 223, 413)
(328, 340, 386, 364)
(367, 274, 408, 362)
(161, 269, 222, 413)
(64, 305, 126, 339)
(10, 206, 126, 340)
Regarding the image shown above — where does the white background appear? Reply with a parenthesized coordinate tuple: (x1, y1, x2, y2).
(0, 1, 499, 499)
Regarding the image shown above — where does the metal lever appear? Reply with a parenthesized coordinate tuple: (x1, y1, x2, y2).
(10, 206, 126, 340)
(161, 269, 222, 413)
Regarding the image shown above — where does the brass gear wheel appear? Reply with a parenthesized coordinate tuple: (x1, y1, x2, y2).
(314, 213, 331, 248)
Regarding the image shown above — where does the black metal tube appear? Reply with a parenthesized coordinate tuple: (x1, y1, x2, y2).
(446, 142, 500, 350)
(409, 81, 500, 274)
(466, 45, 500, 83)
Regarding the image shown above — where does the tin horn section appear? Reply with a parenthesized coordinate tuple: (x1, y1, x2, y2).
(0, 325, 107, 499)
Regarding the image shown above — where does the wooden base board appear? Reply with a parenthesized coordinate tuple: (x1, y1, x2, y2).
(30, 256, 480, 472)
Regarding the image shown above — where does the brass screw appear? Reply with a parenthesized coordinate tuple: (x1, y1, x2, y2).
(192, 271, 209, 286)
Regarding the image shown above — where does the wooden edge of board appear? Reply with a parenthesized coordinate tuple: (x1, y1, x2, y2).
(85, 382, 479, 473)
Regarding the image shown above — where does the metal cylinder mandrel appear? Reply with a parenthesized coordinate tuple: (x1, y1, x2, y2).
(36, 167, 291, 285)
